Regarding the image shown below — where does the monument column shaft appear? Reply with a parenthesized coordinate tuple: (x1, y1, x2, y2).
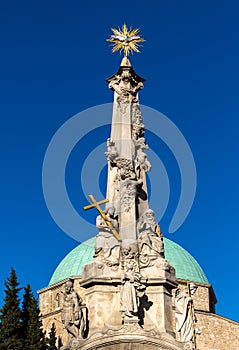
(106, 98, 137, 240)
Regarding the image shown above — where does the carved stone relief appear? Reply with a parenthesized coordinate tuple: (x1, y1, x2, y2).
(120, 178, 143, 212)
(137, 209, 165, 268)
(61, 280, 85, 345)
(174, 283, 200, 345)
(94, 207, 120, 267)
(132, 104, 145, 139)
(134, 137, 152, 176)
(120, 260, 146, 321)
(105, 138, 118, 163)
(109, 69, 144, 114)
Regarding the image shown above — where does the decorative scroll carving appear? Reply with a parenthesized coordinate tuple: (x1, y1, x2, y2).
(109, 70, 144, 113)
(175, 283, 200, 344)
(137, 209, 165, 268)
(134, 137, 151, 175)
(105, 138, 118, 163)
(95, 207, 120, 266)
(120, 261, 145, 320)
(61, 281, 85, 340)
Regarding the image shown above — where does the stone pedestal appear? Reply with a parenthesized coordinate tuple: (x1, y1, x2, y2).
(80, 259, 178, 338)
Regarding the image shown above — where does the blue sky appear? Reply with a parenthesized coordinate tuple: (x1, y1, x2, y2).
(0, 0, 239, 322)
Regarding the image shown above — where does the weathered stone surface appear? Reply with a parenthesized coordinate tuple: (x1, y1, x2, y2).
(196, 312, 239, 350)
(66, 331, 185, 350)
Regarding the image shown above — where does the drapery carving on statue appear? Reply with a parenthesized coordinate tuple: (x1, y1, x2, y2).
(94, 207, 120, 267)
(174, 284, 200, 343)
(105, 138, 118, 164)
(120, 261, 146, 320)
(134, 137, 152, 176)
(137, 209, 165, 268)
(61, 280, 85, 340)
(108, 70, 144, 110)
(120, 177, 143, 212)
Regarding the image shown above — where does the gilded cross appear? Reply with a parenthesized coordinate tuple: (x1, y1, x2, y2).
(83, 194, 121, 241)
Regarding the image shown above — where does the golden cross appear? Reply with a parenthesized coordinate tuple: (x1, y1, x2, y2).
(83, 194, 121, 241)
(156, 224, 163, 238)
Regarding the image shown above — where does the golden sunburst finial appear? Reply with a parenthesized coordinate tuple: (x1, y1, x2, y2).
(107, 24, 145, 57)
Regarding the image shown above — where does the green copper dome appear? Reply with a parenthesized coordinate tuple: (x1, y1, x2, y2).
(49, 237, 208, 286)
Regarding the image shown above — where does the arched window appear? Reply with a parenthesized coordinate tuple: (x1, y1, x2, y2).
(56, 293, 60, 308)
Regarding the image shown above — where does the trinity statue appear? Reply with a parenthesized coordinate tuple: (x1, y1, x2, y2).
(38, 24, 239, 350)
(58, 24, 198, 350)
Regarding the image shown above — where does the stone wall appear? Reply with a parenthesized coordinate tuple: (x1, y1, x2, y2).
(196, 312, 239, 350)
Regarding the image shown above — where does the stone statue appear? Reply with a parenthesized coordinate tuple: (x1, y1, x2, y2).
(95, 207, 120, 266)
(120, 177, 143, 212)
(132, 104, 145, 140)
(105, 138, 118, 163)
(134, 137, 151, 174)
(174, 283, 199, 343)
(137, 209, 164, 267)
(120, 261, 145, 319)
(61, 280, 84, 339)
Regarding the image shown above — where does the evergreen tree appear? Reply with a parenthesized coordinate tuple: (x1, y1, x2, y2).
(21, 284, 48, 350)
(0, 268, 23, 350)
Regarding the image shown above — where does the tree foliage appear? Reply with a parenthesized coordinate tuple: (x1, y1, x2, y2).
(0, 269, 48, 350)
(0, 268, 23, 350)
(22, 284, 48, 350)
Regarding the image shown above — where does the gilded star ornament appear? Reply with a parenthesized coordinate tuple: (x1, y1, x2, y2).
(107, 24, 145, 57)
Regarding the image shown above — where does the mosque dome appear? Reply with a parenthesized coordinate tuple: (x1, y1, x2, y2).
(49, 237, 208, 286)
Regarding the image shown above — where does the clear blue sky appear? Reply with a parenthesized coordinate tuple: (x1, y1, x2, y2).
(0, 0, 239, 322)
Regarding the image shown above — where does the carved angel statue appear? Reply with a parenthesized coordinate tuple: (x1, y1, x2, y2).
(120, 261, 145, 319)
(175, 283, 200, 343)
(61, 280, 84, 339)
